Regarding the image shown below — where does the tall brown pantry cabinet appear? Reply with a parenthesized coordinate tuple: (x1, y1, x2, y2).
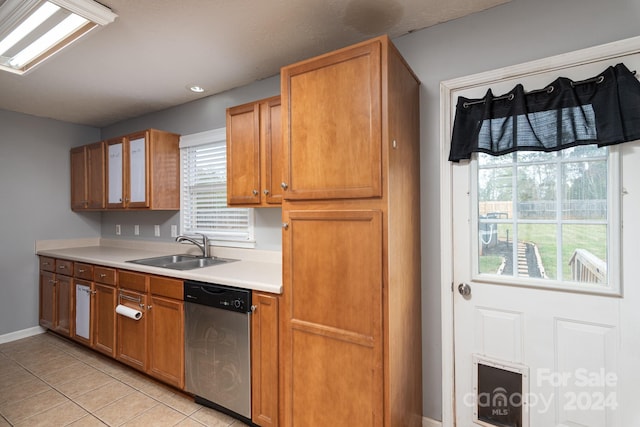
(280, 35, 422, 427)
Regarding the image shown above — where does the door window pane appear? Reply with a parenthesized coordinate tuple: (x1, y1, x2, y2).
(476, 147, 610, 287)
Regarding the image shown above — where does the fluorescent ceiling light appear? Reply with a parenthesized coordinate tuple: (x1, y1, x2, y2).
(0, 0, 117, 75)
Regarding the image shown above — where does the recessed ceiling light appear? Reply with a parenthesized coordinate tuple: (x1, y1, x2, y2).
(0, 0, 117, 75)
(189, 85, 205, 93)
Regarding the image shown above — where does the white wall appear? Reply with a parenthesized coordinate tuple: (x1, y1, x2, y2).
(0, 109, 101, 335)
(392, 0, 640, 420)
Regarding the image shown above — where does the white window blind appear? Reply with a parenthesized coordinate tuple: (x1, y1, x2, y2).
(180, 129, 254, 246)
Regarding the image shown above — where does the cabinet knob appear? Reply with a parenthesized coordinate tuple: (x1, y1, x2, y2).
(252, 189, 259, 196)
(263, 189, 269, 195)
(58, 265, 66, 270)
(281, 182, 288, 190)
(282, 222, 289, 230)
(99, 274, 107, 278)
(250, 305, 257, 313)
(78, 269, 85, 273)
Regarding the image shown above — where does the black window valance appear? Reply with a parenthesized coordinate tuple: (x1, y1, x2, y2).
(449, 63, 640, 162)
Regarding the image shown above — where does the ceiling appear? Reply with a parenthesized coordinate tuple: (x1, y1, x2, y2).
(0, 0, 508, 128)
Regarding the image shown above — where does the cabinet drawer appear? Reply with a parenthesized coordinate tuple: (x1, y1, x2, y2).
(94, 267, 116, 285)
(149, 276, 183, 300)
(39, 256, 55, 272)
(118, 270, 148, 293)
(55, 259, 74, 276)
(74, 263, 94, 280)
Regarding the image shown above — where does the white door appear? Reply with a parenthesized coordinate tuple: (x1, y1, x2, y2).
(445, 39, 640, 427)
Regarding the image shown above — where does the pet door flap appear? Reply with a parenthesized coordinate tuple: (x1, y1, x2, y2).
(473, 355, 529, 427)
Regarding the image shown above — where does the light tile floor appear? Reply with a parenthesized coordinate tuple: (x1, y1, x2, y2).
(0, 332, 248, 427)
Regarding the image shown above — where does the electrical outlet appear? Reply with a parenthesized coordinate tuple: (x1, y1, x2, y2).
(154, 225, 160, 237)
(115, 224, 121, 235)
(134, 225, 139, 235)
(171, 225, 177, 238)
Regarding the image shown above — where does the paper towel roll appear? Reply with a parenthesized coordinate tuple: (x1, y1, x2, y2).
(116, 304, 143, 320)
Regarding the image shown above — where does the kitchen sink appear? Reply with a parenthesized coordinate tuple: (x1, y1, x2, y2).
(126, 254, 237, 270)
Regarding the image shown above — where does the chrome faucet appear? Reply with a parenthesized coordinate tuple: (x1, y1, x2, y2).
(176, 233, 210, 257)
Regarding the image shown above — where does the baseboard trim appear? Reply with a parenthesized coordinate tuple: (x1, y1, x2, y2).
(423, 416, 442, 427)
(0, 326, 46, 345)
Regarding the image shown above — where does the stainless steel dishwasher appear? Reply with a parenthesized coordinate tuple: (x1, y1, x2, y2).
(184, 280, 253, 424)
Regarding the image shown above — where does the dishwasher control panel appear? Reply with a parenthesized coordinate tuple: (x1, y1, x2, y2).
(184, 280, 252, 314)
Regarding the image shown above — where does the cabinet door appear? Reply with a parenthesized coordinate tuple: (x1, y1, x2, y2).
(252, 292, 279, 427)
(281, 40, 382, 200)
(263, 97, 283, 205)
(281, 209, 383, 427)
(147, 295, 184, 388)
(55, 274, 72, 336)
(227, 102, 261, 205)
(39, 270, 55, 329)
(116, 289, 147, 371)
(127, 133, 149, 207)
(86, 141, 106, 209)
(70, 146, 87, 210)
(93, 282, 116, 357)
(107, 138, 125, 208)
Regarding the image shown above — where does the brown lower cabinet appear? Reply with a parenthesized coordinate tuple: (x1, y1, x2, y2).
(93, 266, 117, 357)
(116, 288, 149, 371)
(147, 276, 185, 389)
(39, 270, 55, 329)
(39, 256, 279, 426)
(39, 257, 185, 390)
(251, 291, 279, 427)
(38, 257, 72, 336)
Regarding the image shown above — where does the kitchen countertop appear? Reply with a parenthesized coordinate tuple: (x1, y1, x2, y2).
(36, 238, 282, 294)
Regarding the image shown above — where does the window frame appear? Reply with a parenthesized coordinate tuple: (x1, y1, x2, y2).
(470, 146, 621, 296)
(179, 128, 255, 249)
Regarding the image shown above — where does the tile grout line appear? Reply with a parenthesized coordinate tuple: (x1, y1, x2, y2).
(0, 333, 242, 427)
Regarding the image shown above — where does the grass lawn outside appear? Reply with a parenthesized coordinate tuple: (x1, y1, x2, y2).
(480, 222, 607, 281)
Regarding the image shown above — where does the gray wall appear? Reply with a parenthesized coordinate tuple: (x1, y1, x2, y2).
(101, 0, 640, 420)
(1, 0, 637, 421)
(392, 0, 640, 420)
(100, 76, 283, 251)
(0, 109, 101, 336)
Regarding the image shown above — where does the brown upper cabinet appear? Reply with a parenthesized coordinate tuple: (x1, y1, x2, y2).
(280, 40, 383, 200)
(279, 35, 422, 427)
(106, 129, 181, 210)
(70, 141, 106, 211)
(226, 95, 283, 207)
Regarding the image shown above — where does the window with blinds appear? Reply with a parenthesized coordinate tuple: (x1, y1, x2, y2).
(180, 129, 254, 246)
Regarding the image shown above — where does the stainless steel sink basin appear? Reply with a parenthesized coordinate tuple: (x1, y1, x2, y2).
(126, 254, 237, 270)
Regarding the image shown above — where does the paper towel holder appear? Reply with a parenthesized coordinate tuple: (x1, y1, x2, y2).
(119, 293, 144, 308)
